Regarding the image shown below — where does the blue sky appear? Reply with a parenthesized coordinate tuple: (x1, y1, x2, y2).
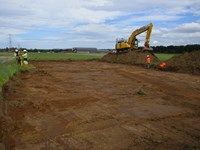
(0, 0, 200, 49)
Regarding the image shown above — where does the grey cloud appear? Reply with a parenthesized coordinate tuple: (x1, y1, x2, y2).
(0, 8, 32, 17)
(174, 23, 200, 33)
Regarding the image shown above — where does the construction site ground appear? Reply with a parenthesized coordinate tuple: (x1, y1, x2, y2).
(1, 60, 200, 150)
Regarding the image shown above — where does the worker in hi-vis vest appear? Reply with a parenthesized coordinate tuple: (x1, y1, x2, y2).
(22, 49, 29, 67)
(146, 55, 151, 69)
(14, 49, 21, 65)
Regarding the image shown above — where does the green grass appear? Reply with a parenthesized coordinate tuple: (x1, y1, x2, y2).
(155, 53, 175, 62)
(29, 52, 106, 61)
(150, 53, 175, 65)
(0, 52, 178, 62)
(0, 60, 20, 92)
(0, 52, 14, 57)
(0, 52, 35, 92)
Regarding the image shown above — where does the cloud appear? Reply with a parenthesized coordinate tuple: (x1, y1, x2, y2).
(151, 22, 200, 46)
(0, 0, 200, 48)
(174, 22, 200, 33)
(72, 24, 117, 38)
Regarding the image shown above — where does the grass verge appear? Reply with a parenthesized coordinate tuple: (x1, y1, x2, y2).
(0, 60, 34, 92)
(0, 60, 20, 92)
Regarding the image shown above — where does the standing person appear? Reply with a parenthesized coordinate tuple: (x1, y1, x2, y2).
(22, 49, 29, 67)
(145, 55, 151, 69)
(14, 49, 21, 65)
(14, 49, 18, 57)
(19, 49, 23, 66)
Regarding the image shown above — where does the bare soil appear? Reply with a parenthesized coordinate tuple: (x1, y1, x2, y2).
(165, 50, 200, 74)
(1, 61, 200, 150)
(102, 50, 200, 75)
(102, 50, 159, 65)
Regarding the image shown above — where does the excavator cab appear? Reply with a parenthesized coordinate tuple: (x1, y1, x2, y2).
(115, 38, 130, 53)
(134, 39, 139, 48)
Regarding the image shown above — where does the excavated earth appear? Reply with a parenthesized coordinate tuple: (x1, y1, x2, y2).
(165, 50, 200, 74)
(0, 60, 200, 150)
(102, 50, 159, 65)
(102, 50, 200, 75)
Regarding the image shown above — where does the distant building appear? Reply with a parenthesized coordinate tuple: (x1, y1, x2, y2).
(72, 47, 98, 53)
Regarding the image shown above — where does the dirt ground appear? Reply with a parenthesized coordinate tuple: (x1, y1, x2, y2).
(1, 61, 200, 150)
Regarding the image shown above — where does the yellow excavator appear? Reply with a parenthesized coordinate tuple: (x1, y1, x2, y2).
(115, 22, 153, 53)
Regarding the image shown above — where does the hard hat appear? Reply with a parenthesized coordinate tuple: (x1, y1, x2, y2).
(147, 55, 149, 57)
(15, 49, 18, 52)
(23, 49, 27, 52)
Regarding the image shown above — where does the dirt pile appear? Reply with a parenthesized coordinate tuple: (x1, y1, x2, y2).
(102, 50, 159, 65)
(165, 50, 200, 74)
(102, 50, 200, 75)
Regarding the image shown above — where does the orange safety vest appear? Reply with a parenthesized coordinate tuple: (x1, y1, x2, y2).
(160, 62, 167, 68)
(146, 57, 151, 63)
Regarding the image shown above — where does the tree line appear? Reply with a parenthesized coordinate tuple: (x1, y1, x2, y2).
(0, 44, 200, 53)
(151, 44, 200, 53)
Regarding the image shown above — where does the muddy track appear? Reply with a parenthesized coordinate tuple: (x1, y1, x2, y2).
(1, 61, 200, 150)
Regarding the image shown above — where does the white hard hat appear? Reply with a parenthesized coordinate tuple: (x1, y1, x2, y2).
(23, 49, 27, 52)
(15, 49, 18, 52)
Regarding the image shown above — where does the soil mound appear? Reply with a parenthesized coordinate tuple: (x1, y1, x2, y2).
(102, 50, 159, 65)
(165, 50, 200, 74)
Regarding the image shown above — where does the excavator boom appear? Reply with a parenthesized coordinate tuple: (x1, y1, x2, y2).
(144, 22, 153, 48)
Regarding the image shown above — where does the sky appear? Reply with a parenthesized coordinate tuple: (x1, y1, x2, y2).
(0, 0, 200, 49)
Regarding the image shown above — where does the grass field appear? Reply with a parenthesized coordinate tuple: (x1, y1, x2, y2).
(29, 52, 106, 61)
(0, 52, 13, 57)
(0, 52, 175, 61)
(0, 52, 106, 61)
(154, 53, 175, 62)
(27, 52, 177, 62)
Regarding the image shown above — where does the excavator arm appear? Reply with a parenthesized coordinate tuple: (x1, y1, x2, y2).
(144, 22, 153, 48)
(128, 22, 153, 49)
